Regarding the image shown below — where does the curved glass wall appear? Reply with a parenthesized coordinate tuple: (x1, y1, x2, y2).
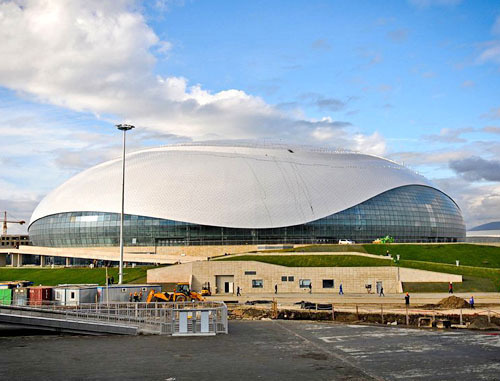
(29, 185, 466, 247)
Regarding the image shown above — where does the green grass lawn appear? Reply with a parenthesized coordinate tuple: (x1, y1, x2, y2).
(276, 244, 368, 253)
(0, 267, 151, 286)
(219, 252, 500, 292)
(218, 254, 392, 267)
(403, 276, 497, 293)
(277, 243, 500, 269)
(362, 244, 500, 268)
(399, 259, 500, 292)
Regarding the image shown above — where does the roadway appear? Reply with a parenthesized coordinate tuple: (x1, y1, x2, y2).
(1, 320, 500, 380)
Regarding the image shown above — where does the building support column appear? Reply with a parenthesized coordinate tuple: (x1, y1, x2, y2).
(40, 255, 45, 267)
(12, 253, 22, 267)
(65, 257, 71, 267)
(0, 254, 6, 267)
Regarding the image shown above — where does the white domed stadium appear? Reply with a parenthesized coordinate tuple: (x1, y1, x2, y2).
(29, 142, 466, 247)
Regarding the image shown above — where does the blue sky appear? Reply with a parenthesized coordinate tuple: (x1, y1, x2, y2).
(0, 0, 499, 232)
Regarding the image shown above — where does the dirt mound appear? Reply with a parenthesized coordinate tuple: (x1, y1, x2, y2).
(230, 307, 271, 320)
(437, 296, 469, 309)
(468, 316, 500, 330)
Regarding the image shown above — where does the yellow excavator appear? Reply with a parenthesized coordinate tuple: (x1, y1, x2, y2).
(146, 282, 204, 303)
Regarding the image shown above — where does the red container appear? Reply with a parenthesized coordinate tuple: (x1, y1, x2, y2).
(28, 287, 52, 306)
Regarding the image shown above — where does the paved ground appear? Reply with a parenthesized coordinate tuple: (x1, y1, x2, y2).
(2, 321, 500, 380)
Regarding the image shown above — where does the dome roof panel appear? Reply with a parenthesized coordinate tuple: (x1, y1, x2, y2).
(30, 143, 435, 228)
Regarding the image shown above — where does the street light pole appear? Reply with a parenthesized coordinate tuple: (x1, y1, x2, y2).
(116, 124, 135, 285)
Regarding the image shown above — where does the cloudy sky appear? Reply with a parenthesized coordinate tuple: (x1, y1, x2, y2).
(0, 0, 499, 233)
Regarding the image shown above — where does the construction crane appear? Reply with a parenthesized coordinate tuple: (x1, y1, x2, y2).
(2, 211, 25, 236)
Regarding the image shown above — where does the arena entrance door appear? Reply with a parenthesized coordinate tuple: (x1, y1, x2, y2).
(216, 275, 234, 294)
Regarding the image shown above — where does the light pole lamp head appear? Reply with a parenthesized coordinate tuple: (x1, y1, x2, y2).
(116, 124, 135, 131)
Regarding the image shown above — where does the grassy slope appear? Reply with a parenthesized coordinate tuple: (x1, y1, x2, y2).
(0, 267, 151, 286)
(218, 255, 392, 267)
(220, 252, 500, 292)
(279, 244, 500, 268)
(362, 244, 500, 268)
(277, 244, 368, 253)
(399, 260, 500, 292)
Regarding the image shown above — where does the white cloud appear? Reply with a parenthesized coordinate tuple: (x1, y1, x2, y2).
(435, 178, 500, 228)
(353, 132, 387, 156)
(477, 41, 500, 65)
(0, 0, 373, 149)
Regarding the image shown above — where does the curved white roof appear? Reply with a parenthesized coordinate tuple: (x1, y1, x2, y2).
(30, 142, 437, 229)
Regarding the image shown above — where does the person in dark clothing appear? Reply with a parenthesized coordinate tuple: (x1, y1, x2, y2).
(236, 286, 241, 296)
(308, 283, 312, 294)
(469, 296, 475, 309)
(405, 292, 410, 306)
(339, 283, 344, 295)
(449, 282, 453, 294)
(110, 276, 114, 285)
(379, 286, 384, 297)
(275, 284, 278, 294)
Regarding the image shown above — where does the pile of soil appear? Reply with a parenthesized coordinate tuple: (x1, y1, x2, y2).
(468, 316, 500, 330)
(230, 307, 271, 320)
(437, 296, 470, 309)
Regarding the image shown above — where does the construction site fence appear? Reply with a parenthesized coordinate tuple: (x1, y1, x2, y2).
(2, 301, 228, 335)
(269, 301, 500, 326)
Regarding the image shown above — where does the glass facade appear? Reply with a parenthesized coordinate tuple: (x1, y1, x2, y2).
(29, 185, 465, 247)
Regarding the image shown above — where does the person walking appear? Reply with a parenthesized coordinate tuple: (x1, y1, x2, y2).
(405, 292, 410, 306)
(469, 295, 475, 309)
(379, 286, 384, 297)
(236, 286, 241, 296)
(308, 283, 312, 294)
(275, 284, 278, 294)
(449, 282, 453, 294)
(339, 283, 344, 295)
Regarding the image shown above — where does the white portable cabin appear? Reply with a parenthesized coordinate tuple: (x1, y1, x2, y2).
(53, 284, 99, 306)
(98, 284, 162, 303)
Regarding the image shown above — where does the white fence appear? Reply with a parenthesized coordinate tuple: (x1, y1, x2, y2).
(1, 301, 228, 335)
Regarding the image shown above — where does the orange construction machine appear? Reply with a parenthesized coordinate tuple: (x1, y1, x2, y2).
(146, 282, 204, 303)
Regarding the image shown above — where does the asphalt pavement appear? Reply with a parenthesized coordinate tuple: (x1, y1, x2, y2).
(1, 321, 500, 380)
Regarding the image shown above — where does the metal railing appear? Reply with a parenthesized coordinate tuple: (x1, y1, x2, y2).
(0, 301, 228, 335)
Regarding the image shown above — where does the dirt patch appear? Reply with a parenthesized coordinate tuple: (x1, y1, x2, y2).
(437, 296, 470, 309)
(297, 352, 329, 361)
(230, 306, 271, 320)
(468, 316, 500, 330)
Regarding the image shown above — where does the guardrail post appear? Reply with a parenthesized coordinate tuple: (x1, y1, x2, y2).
(460, 309, 463, 325)
(331, 304, 335, 321)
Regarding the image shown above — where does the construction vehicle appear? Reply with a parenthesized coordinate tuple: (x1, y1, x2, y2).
(372, 235, 395, 244)
(200, 282, 212, 297)
(146, 282, 204, 303)
(2, 211, 25, 236)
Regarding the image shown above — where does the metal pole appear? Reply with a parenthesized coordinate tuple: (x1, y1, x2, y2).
(106, 266, 110, 308)
(116, 123, 134, 284)
(119, 128, 126, 284)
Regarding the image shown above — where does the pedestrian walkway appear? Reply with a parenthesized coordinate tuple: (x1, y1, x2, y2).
(0, 301, 229, 336)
